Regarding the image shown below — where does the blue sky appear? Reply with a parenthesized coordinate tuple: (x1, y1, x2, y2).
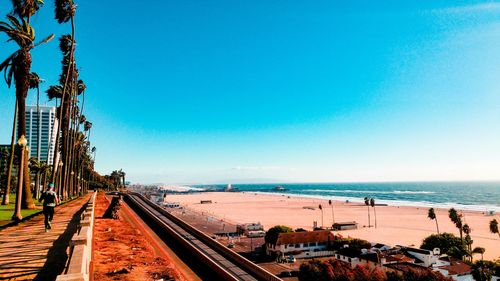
(1, 1, 500, 184)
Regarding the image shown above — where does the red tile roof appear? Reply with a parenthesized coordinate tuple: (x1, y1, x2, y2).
(439, 262, 472, 276)
(276, 230, 336, 245)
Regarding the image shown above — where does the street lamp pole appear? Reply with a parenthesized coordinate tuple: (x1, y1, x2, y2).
(12, 136, 27, 221)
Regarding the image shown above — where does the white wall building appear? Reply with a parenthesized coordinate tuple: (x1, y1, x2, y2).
(17, 105, 57, 164)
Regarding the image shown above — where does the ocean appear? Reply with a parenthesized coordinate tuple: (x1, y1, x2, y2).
(195, 182, 500, 212)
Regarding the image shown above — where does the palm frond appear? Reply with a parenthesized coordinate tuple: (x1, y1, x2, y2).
(46, 85, 63, 100)
(34, 33, 54, 47)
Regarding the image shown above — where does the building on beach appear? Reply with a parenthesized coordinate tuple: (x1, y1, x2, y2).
(266, 230, 337, 259)
(332, 221, 358, 230)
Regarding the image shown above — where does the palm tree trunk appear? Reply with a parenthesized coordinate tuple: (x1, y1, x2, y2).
(50, 16, 75, 185)
(2, 99, 18, 205)
(13, 51, 35, 210)
(435, 217, 440, 234)
(373, 206, 377, 228)
(367, 205, 371, 227)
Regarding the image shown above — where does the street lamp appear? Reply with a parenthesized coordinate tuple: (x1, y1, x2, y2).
(57, 160, 63, 198)
(12, 135, 27, 221)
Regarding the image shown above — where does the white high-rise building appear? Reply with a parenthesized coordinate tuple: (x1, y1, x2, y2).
(18, 105, 58, 164)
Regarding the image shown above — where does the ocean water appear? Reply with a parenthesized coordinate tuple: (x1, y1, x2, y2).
(195, 182, 500, 212)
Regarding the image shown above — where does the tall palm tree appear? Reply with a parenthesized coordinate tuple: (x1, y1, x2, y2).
(364, 197, 371, 228)
(0, 12, 54, 212)
(462, 224, 473, 261)
(490, 219, 499, 238)
(328, 199, 335, 226)
(427, 208, 440, 234)
(370, 198, 377, 228)
(448, 208, 463, 241)
(49, 0, 77, 188)
(28, 157, 47, 199)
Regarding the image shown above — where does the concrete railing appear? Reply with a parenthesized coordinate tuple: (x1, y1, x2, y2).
(56, 191, 97, 281)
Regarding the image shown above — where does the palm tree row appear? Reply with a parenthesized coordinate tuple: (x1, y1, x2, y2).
(427, 208, 500, 261)
(0, 0, 97, 221)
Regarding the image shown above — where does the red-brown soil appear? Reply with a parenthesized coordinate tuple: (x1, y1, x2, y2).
(93, 192, 185, 280)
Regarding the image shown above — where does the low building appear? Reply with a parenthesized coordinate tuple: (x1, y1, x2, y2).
(162, 202, 181, 208)
(236, 223, 264, 235)
(332, 221, 358, 231)
(266, 230, 336, 259)
(433, 257, 473, 281)
(403, 247, 440, 267)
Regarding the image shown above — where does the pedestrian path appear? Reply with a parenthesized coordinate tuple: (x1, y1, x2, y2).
(0, 195, 90, 281)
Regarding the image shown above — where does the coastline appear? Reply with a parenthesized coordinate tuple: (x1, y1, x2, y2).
(165, 191, 500, 260)
(248, 191, 500, 213)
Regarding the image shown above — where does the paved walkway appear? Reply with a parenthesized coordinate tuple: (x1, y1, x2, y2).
(0, 195, 90, 281)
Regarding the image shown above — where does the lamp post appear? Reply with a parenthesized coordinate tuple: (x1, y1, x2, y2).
(12, 135, 27, 221)
(57, 160, 63, 199)
(70, 171, 75, 197)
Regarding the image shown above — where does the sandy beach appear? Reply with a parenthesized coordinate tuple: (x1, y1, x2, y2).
(166, 192, 500, 260)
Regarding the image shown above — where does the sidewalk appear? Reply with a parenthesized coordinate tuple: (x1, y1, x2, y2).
(0, 195, 90, 281)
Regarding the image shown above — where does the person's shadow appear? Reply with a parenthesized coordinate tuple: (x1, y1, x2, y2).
(33, 203, 86, 281)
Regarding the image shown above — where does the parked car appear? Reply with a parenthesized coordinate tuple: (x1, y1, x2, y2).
(227, 243, 235, 248)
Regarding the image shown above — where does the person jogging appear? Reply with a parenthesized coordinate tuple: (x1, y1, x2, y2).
(39, 183, 59, 231)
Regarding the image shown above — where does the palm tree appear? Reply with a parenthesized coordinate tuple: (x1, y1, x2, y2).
(0, 11, 54, 212)
(364, 197, 371, 227)
(489, 219, 499, 238)
(29, 157, 48, 199)
(49, 0, 77, 189)
(472, 247, 485, 260)
(462, 224, 473, 261)
(84, 121, 92, 140)
(370, 198, 377, 228)
(328, 199, 335, 226)
(427, 208, 440, 234)
(448, 208, 463, 241)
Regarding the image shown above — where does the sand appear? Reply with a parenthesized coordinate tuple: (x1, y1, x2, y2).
(166, 192, 500, 260)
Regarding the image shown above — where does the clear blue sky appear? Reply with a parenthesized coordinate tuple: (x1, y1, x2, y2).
(1, 1, 500, 184)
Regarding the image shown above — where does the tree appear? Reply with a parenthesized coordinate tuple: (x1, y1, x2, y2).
(370, 198, 377, 228)
(448, 208, 463, 241)
(427, 208, 439, 234)
(264, 225, 293, 245)
(421, 233, 467, 259)
(0, 5, 54, 213)
(49, 0, 77, 193)
(364, 197, 371, 227)
(472, 247, 485, 260)
(462, 223, 473, 261)
(490, 219, 499, 239)
(471, 260, 496, 281)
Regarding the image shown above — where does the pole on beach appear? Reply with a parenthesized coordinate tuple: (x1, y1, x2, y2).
(329, 199, 335, 226)
(319, 204, 323, 228)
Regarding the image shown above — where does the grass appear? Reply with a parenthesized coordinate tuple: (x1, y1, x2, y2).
(0, 194, 44, 225)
